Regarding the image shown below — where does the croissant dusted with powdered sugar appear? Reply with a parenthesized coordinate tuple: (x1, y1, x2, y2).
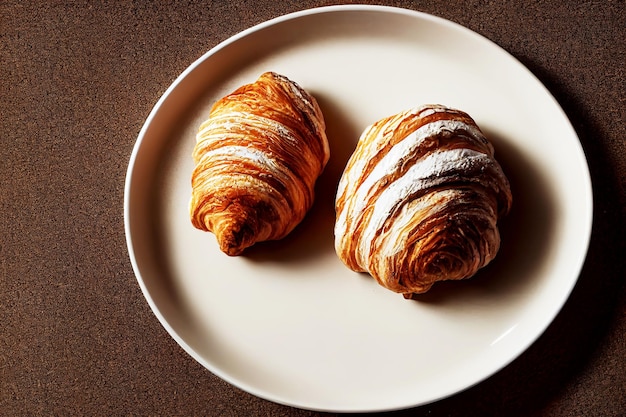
(190, 72, 330, 255)
(334, 104, 512, 297)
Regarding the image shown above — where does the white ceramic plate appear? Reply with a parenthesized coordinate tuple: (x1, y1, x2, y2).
(124, 5, 592, 412)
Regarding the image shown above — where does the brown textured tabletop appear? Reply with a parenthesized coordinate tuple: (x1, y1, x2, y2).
(2, 1, 625, 416)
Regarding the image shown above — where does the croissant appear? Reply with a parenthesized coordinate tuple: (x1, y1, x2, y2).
(190, 72, 330, 255)
(334, 104, 512, 297)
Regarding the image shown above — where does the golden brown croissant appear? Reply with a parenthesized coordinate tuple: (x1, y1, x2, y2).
(334, 104, 512, 297)
(190, 72, 330, 255)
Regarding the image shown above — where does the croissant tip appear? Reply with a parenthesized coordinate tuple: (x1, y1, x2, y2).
(401, 282, 434, 299)
(215, 220, 256, 256)
(220, 243, 245, 256)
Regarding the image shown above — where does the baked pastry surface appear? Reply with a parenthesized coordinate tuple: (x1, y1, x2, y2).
(334, 104, 512, 297)
(190, 72, 330, 255)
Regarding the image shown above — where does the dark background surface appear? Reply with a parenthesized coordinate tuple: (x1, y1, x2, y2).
(1, 1, 624, 416)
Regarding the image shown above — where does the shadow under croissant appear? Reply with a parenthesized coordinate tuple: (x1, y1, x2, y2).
(415, 127, 558, 303)
(242, 90, 362, 264)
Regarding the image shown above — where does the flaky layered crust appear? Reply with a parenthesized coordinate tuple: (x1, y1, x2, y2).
(335, 105, 512, 297)
(190, 72, 330, 255)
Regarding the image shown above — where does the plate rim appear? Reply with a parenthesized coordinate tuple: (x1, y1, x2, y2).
(123, 4, 594, 412)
